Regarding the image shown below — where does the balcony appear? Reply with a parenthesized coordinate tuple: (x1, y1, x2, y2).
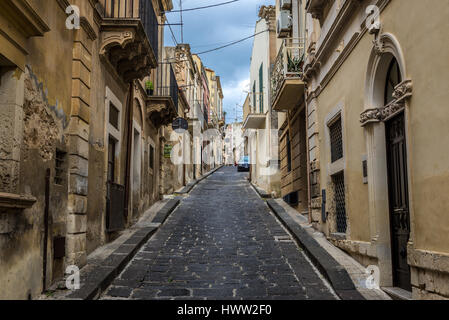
(243, 94, 267, 130)
(208, 109, 218, 128)
(146, 64, 179, 129)
(306, 0, 327, 18)
(98, 0, 159, 83)
(270, 38, 306, 112)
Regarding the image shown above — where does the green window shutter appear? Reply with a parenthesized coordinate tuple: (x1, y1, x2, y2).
(253, 82, 256, 111)
(259, 63, 263, 113)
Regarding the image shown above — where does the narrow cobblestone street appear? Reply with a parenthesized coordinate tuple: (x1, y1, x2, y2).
(101, 167, 337, 300)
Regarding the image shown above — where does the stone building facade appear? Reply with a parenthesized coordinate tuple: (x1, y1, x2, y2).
(271, 0, 308, 213)
(243, 5, 281, 197)
(269, 0, 449, 299)
(0, 0, 223, 300)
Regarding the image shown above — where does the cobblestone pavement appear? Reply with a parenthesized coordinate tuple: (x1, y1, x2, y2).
(101, 167, 337, 300)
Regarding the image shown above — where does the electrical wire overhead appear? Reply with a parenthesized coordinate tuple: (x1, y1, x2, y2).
(164, 15, 179, 45)
(194, 29, 269, 55)
(167, 0, 240, 13)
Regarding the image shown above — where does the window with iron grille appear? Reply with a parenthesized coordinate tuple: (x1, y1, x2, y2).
(109, 103, 119, 130)
(362, 159, 368, 184)
(333, 172, 347, 233)
(329, 117, 343, 162)
(54, 149, 66, 185)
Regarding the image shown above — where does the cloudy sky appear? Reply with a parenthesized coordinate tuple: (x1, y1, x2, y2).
(164, 0, 272, 123)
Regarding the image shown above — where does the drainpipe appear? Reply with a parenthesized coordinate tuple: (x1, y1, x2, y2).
(124, 82, 134, 224)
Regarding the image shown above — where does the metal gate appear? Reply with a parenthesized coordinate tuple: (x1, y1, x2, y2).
(386, 112, 411, 291)
(333, 172, 347, 233)
(106, 182, 125, 232)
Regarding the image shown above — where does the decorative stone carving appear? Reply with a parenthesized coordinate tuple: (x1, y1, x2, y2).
(146, 99, 177, 129)
(393, 79, 413, 100)
(100, 31, 134, 56)
(361, 79, 413, 126)
(373, 38, 385, 56)
(99, 22, 157, 83)
(258, 5, 276, 30)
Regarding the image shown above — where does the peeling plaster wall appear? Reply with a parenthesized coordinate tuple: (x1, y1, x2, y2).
(0, 67, 68, 299)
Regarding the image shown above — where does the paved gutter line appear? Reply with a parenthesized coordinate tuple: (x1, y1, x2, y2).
(266, 199, 365, 300)
(175, 165, 224, 195)
(67, 199, 181, 300)
(248, 180, 272, 199)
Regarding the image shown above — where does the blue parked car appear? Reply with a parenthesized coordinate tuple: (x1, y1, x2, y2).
(237, 156, 250, 172)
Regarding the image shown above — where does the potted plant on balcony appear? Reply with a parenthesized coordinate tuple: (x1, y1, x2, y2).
(287, 52, 304, 75)
(145, 80, 154, 96)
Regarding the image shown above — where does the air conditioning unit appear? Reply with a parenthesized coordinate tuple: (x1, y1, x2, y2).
(277, 10, 292, 38)
(280, 0, 292, 10)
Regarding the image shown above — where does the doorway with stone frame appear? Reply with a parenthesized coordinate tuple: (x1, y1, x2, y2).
(362, 34, 414, 291)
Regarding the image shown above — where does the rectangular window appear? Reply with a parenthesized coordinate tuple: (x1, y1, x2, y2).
(149, 145, 154, 170)
(329, 117, 343, 162)
(333, 172, 347, 233)
(259, 63, 263, 113)
(109, 103, 119, 129)
(362, 159, 368, 184)
(54, 149, 66, 185)
(108, 136, 116, 182)
(286, 132, 292, 172)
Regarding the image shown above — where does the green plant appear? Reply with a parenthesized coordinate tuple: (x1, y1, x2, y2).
(145, 80, 154, 90)
(287, 52, 304, 73)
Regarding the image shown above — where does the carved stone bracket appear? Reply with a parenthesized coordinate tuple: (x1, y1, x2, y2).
(361, 79, 413, 126)
(0, 192, 36, 210)
(100, 21, 157, 83)
(146, 98, 177, 130)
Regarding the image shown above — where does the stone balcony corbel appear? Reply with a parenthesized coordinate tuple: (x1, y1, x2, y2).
(99, 21, 157, 83)
(146, 97, 178, 130)
(0, 192, 36, 210)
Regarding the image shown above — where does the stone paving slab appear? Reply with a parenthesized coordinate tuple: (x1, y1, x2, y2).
(66, 199, 183, 300)
(266, 199, 365, 300)
(152, 199, 181, 224)
(175, 165, 224, 195)
(101, 167, 338, 300)
(249, 181, 272, 199)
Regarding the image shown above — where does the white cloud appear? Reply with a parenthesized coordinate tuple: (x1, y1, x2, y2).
(222, 76, 250, 123)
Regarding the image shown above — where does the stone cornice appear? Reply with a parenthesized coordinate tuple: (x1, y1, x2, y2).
(56, 0, 70, 11)
(1, 0, 51, 37)
(80, 17, 98, 40)
(305, 0, 391, 100)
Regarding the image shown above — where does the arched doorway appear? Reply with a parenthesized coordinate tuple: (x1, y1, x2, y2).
(362, 34, 413, 290)
(384, 58, 411, 291)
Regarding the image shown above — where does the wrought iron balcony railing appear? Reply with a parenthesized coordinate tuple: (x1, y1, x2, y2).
(155, 63, 179, 113)
(270, 38, 306, 107)
(99, 0, 159, 59)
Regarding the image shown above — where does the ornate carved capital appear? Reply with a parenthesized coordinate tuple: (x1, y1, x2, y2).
(360, 108, 383, 126)
(361, 79, 413, 126)
(393, 79, 413, 101)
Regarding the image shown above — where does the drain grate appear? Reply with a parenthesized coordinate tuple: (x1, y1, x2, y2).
(274, 235, 293, 243)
